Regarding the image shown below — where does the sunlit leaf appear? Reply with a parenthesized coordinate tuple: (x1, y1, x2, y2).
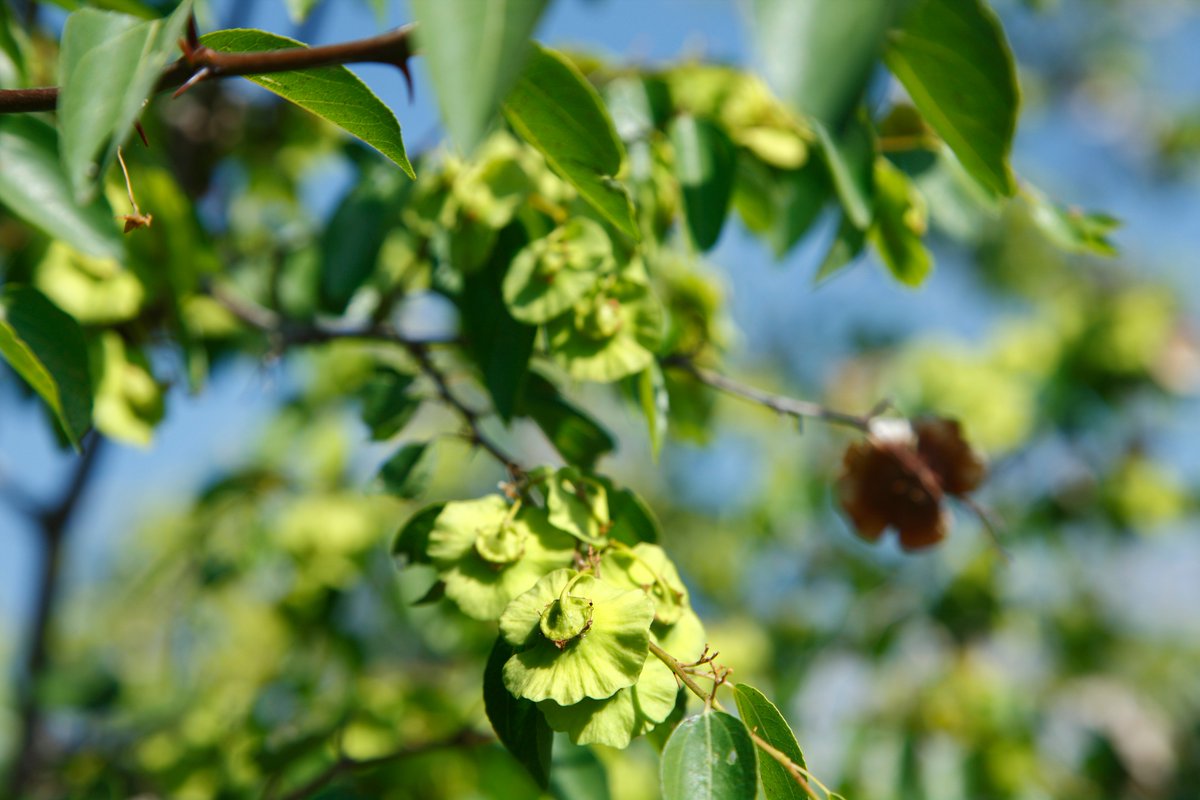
(201, 28, 415, 177)
(504, 44, 638, 239)
(413, 0, 549, 153)
(870, 158, 932, 286)
(58, 2, 193, 201)
(1023, 184, 1120, 256)
(660, 711, 758, 800)
(732, 684, 807, 800)
(884, 0, 1019, 196)
(0, 116, 123, 260)
(0, 286, 92, 448)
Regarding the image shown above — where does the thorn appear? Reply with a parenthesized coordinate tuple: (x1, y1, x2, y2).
(398, 59, 414, 103)
(172, 66, 211, 98)
(133, 120, 150, 148)
(185, 13, 200, 49)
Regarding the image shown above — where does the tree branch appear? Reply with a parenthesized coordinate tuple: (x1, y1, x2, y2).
(5, 435, 106, 797)
(661, 355, 882, 433)
(210, 285, 525, 481)
(0, 24, 415, 114)
(272, 728, 491, 800)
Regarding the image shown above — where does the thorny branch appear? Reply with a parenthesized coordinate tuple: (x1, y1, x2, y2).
(0, 23, 416, 114)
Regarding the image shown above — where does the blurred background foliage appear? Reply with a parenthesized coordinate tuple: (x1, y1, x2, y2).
(2, 0, 1200, 798)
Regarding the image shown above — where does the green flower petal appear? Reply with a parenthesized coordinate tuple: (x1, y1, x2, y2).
(429, 498, 577, 621)
(538, 653, 679, 748)
(600, 543, 688, 624)
(501, 570, 654, 704)
(503, 217, 613, 324)
(546, 467, 610, 545)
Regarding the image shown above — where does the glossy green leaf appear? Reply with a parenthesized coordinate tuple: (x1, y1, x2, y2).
(201, 29, 415, 177)
(0, 117, 123, 260)
(814, 213, 867, 284)
(749, 0, 895, 128)
(377, 442, 433, 498)
(461, 224, 537, 422)
(0, 286, 92, 448)
(884, 0, 1019, 196)
(484, 636, 554, 790)
(670, 115, 737, 251)
(660, 711, 758, 800)
(504, 44, 638, 239)
(733, 684, 808, 799)
(391, 502, 445, 565)
(413, 0, 549, 154)
(870, 158, 933, 286)
(58, 2, 193, 201)
(1023, 184, 1120, 256)
(637, 362, 669, 461)
(359, 368, 418, 441)
(813, 115, 875, 231)
(520, 372, 615, 470)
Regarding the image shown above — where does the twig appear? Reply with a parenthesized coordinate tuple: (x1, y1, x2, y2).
(273, 728, 491, 800)
(0, 25, 415, 114)
(209, 286, 523, 480)
(661, 355, 879, 433)
(648, 640, 824, 800)
(6, 435, 106, 797)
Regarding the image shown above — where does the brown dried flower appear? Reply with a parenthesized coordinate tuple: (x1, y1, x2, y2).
(837, 417, 986, 551)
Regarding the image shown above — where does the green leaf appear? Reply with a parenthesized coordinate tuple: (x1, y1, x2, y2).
(550, 738, 612, 800)
(0, 116, 123, 260)
(90, 331, 162, 447)
(484, 636, 554, 790)
(813, 115, 875, 231)
(0, 286, 92, 448)
(58, 2, 193, 201)
(391, 502, 445, 565)
(377, 442, 433, 498)
(733, 684, 808, 800)
(870, 158, 933, 286)
(504, 44, 638, 239)
(670, 115, 737, 251)
(637, 362, 668, 461)
(520, 372, 615, 470)
(461, 225, 538, 422)
(814, 213, 867, 284)
(319, 158, 410, 312)
(766, 158, 830, 258)
(1022, 184, 1120, 256)
(200, 29, 415, 178)
(605, 484, 661, 546)
(284, 0, 322, 23)
(502, 218, 613, 325)
(412, 0, 549, 154)
(660, 711, 758, 800)
(749, 0, 895, 128)
(359, 368, 419, 441)
(884, 0, 1020, 197)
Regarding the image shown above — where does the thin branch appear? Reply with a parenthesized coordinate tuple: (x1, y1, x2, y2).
(209, 286, 523, 480)
(648, 641, 823, 800)
(661, 356, 880, 433)
(0, 25, 415, 114)
(209, 283, 457, 350)
(273, 728, 491, 800)
(6, 435, 106, 797)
